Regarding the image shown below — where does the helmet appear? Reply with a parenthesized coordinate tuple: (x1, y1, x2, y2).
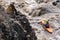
(41, 20, 46, 24)
(41, 19, 48, 24)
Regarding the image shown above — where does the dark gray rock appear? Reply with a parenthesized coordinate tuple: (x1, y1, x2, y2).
(0, 6, 37, 40)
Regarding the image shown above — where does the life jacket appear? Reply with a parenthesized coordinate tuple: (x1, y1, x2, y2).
(41, 20, 49, 28)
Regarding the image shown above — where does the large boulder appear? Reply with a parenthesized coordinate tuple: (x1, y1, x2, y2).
(0, 5, 37, 40)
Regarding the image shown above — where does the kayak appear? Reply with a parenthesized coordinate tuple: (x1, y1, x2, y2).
(42, 24, 53, 33)
(39, 19, 53, 33)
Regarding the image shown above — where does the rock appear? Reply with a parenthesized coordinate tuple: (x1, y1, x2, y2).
(6, 3, 17, 15)
(52, 2, 57, 6)
(0, 6, 37, 40)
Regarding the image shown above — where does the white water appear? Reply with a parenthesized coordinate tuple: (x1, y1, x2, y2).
(1, 0, 60, 40)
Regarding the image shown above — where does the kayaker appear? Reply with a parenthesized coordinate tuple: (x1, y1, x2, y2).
(41, 20, 49, 28)
(41, 20, 53, 33)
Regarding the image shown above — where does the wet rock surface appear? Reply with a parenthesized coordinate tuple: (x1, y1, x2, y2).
(0, 6, 37, 40)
